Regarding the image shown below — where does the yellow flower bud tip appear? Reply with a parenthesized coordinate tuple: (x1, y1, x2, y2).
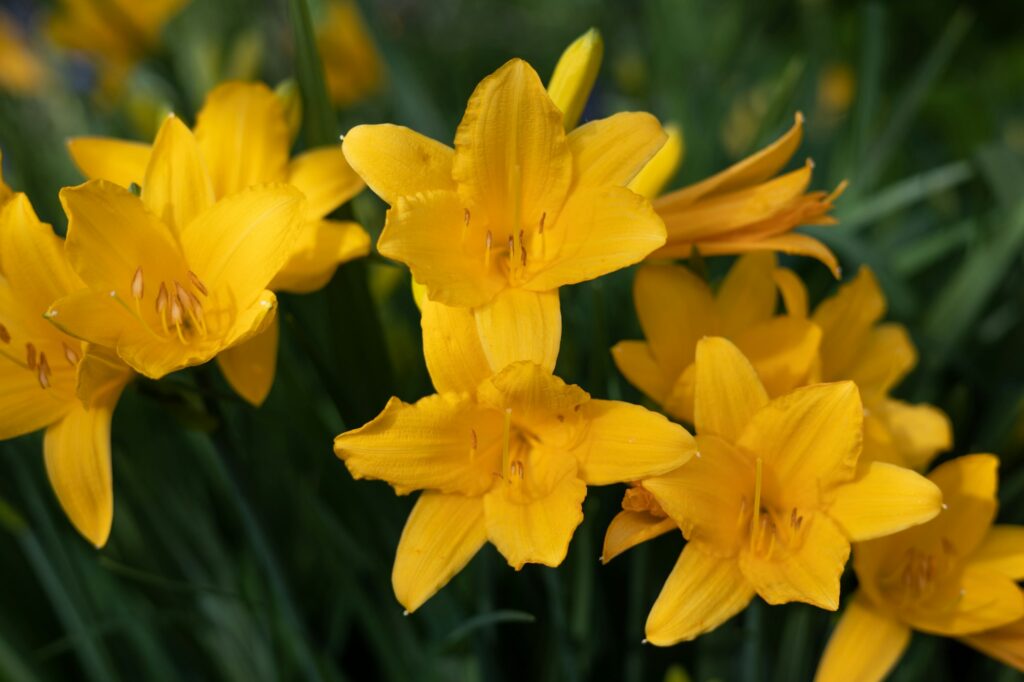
(547, 27, 604, 130)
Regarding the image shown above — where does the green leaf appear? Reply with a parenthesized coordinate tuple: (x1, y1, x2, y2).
(288, 0, 336, 147)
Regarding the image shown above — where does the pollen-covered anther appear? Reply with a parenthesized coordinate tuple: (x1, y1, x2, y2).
(62, 342, 80, 367)
(188, 270, 209, 297)
(539, 212, 546, 234)
(37, 352, 51, 389)
(519, 229, 527, 266)
(463, 208, 471, 225)
(25, 342, 36, 370)
(510, 460, 525, 479)
(0, 323, 10, 344)
(131, 266, 144, 300)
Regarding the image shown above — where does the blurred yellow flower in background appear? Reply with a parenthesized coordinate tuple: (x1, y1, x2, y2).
(0, 193, 132, 548)
(67, 81, 369, 405)
(0, 11, 47, 95)
(317, 0, 384, 107)
(815, 454, 1024, 681)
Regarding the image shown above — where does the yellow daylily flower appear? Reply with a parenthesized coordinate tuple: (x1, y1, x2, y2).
(612, 252, 821, 425)
(334, 352, 696, 613)
(0, 193, 132, 548)
(48, 113, 306, 383)
(0, 11, 48, 95)
(317, 0, 384, 107)
(815, 454, 1024, 682)
(344, 58, 668, 377)
(811, 266, 952, 469)
(650, 113, 845, 276)
(47, 0, 187, 94)
(67, 81, 369, 405)
(547, 28, 603, 131)
(631, 337, 941, 646)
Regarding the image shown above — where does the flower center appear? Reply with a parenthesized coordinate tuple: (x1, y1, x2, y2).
(111, 266, 212, 345)
(738, 457, 808, 558)
(881, 538, 960, 604)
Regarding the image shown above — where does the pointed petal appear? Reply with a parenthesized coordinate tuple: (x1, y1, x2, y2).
(845, 323, 916, 401)
(287, 146, 364, 220)
(961, 617, 1024, 673)
(483, 453, 585, 569)
(546, 28, 603, 130)
(270, 219, 370, 294)
(378, 190, 505, 308)
(970, 526, 1024, 580)
(732, 317, 822, 399)
(922, 454, 998, 557)
(45, 290, 134, 352)
(737, 382, 862, 508)
(829, 462, 942, 542)
(628, 124, 684, 199)
(632, 263, 714, 377)
(393, 492, 487, 613)
(473, 288, 560, 377)
(907, 567, 1024, 636)
(524, 185, 665, 291)
(694, 337, 769, 442)
(573, 399, 695, 485)
(452, 59, 571, 230)
(740, 511, 849, 610)
(691, 232, 841, 279)
(772, 267, 808, 317)
(334, 393, 502, 497)
(43, 375, 127, 548)
(813, 594, 911, 682)
(864, 399, 951, 470)
(217, 316, 279, 407)
(611, 340, 673, 406)
(715, 253, 778, 336)
(67, 137, 150, 187)
(420, 297, 492, 395)
(813, 266, 886, 379)
(567, 112, 667, 188)
(662, 363, 697, 424)
(142, 115, 215, 232)
(645, 544, 755, 645)
(601, 511, 677, 564)
(75, 346, 132, 406)
(194, 81, 290, 197)
(342, 124, 455, 206)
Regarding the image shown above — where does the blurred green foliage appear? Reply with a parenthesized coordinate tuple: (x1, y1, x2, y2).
(1, 0, 1023, 680)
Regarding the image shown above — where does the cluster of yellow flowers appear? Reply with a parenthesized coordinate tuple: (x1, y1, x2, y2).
(0, 24, 1021, 680)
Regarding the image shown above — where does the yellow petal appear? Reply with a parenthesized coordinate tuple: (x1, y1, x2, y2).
(572, 399, 696, 485)
(970, 526, 1024, 580)
(632, 263, 715, 377)
(483, 451, 585, 569)
(643, 434, 752, 556)
(220, 290, 279, 361)
(524, 185, 665, 291)
(772, 266, 808, 317)
(287, 146, 364, 220)
(715, 252, 779, 335)
(737, 382, 862, 508)
(645, 544, 755, 645)
(628, 124, 684, 200)
(476, 362, 589, 446)
(694, 337, 769, 442)
(610, 340, 673, 406)
(844, 323, 916, 401)
(657, 112, 803, 209)
(864, 399, 951, 470)
(601, 511, 677, 564)
(0, 353, 73, 439)
(906, 566, 1024, 636)
(813, 266, 886, 379)
(180, 184, 306, 304)
(662, 363, 697, 424)
(691, 232, 841, 279)
(66, 136, 151, 187)
(270, 219, 370, 294)
(921, 454, 998, 557)
(217, 316, 278, 407)
(452, 59, 571, 232)
(567, 112, 667, 188)
(334, 394, 502, 496)
(75, 346, 132, 406)
(961, 617, 1024, 673)
(829, 462, 942, 542)
(546, 28, 603, 130)
(473, 288, 560, 377)
(378, 190, 505, 308)
(194, 81, 290, 197)
(142, 115, 215, 232)
(43, 374, 128, 548)
(732, 317, 822, 398)
(740, 511, 849, 610)
(393, 492, 487, 613)
(420, 297, 492, 394)
(341, 124, 455, 206)
(45, 290, 134, 353)
(813, 594, 911, 682)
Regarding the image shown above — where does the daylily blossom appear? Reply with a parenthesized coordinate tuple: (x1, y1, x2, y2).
(0, 193, 132, 547)
(627, 337, 942, 646)
(48, 114, 306, 382)
(649, 113, 845, 276)
(612, 252, 820, 425)
(809, 266, 952, 469)
(334, 335, 695, 613)
(815, 454, 1024, 681)
(47, 0, 187, 94)
(343, 57, 668, 377)
(67, 81, 368, 404)
(317, 0, 384, 107)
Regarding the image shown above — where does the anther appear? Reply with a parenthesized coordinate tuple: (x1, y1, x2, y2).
(539, 212, 546, 234)
(156, 282, 169, 314)
(463, 209, 471, 225)
(519, 229, 527, 266)
(510, 460, 524, 479)
(484, 230, 493, 268)
(470, 429, 478, 452)
(37, 352, 51, 389)
(188, 270, 209, 297)
(507, 235, 514, 257)
(131, 266, 144, 300)
(25, 342, 36, 370)
(62, 342, 80, 367)
(0, 323, 9, 344)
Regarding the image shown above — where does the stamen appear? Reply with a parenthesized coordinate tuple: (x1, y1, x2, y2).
(62, 342, 80, 367)
(507, 235, 514, 257)
(750, 457, 764, 551)
(484, 230, 493, 268)
(464, 209, 471, 225)
(131, 266, 144, 300)
(519, 229, 527, 267)
(501, 408, 512, 480)
(169, 299, 187, 343)
(156, 283, 170, 335)
(470, 429, 478, 454)
(510, 460, 524, 479)
(188, 270, 209, 297)
(0, 323, 9, 344)
(37, 352, 50, 389)
(539, 212, 546, 234)
(25, 342, 36, 370)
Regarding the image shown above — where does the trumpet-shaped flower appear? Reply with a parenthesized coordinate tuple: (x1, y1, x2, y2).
(810, 266, 952, 469)
(631, 337, 941, 646)
(0, 193, 132, 547)
(49, 114, 306, 381)
(815, 455, 1024, 681)
(612, 252, 821, 425)
(343, 57, 668, 377)
(334, 346, 695, 613)
(317, 0, 384, 107)
(649, 114, 845, 276)
(67, 81, 368, 404)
